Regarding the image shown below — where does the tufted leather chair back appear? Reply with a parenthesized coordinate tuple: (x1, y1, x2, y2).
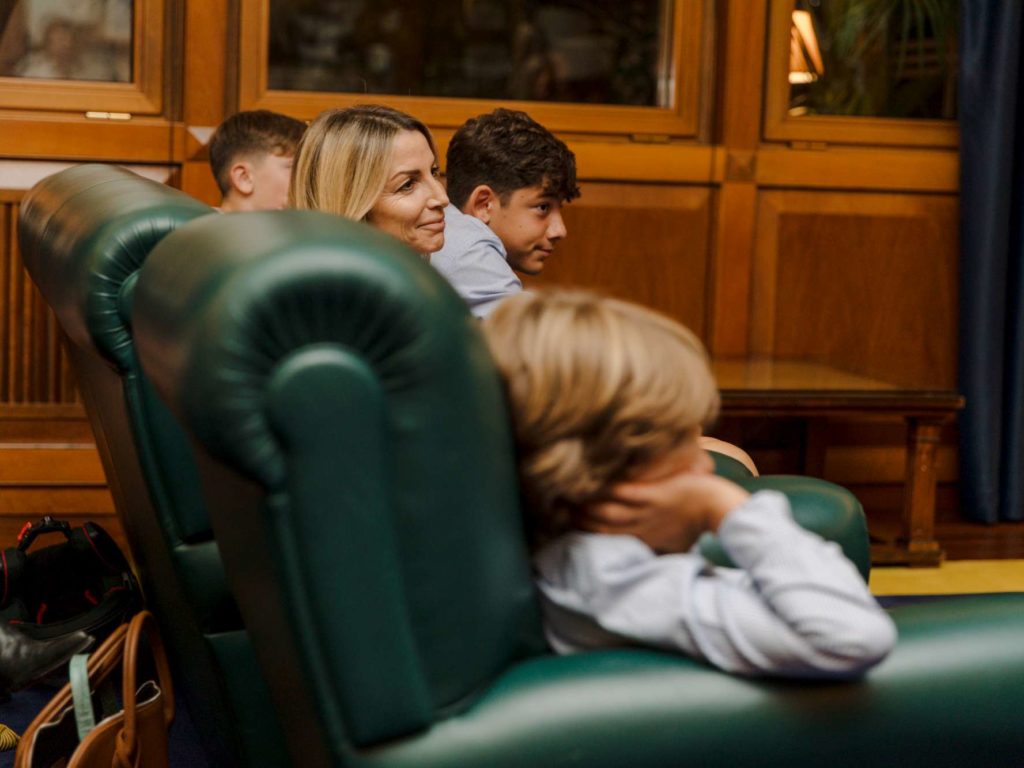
(17, 164, 287, 767)
(133, 210, 544, 765)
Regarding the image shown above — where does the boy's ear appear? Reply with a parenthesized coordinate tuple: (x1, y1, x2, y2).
(227, 161, 254, 197)
(464, 185, 499, 224)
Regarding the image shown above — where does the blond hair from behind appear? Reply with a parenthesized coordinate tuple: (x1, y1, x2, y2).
(483, 289, 720, 546)
(289, 105, 437, 221)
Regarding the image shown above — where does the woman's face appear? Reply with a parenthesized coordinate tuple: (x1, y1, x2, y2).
(366, 130, 449, 254)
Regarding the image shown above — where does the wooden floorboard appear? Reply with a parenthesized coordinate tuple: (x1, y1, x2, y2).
(866, 501, 1024, 561)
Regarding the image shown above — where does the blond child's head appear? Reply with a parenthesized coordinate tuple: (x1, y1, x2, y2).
(483, 289, 719, 546)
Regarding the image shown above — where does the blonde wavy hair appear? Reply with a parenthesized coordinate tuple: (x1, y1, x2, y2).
(289, 105, 437, 220)
(483, 289, 719, 546)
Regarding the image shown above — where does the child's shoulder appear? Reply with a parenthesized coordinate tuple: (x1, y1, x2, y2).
(535, 532, 698, 590)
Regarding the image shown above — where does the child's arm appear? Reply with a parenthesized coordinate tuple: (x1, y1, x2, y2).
(537, 485, 896, 679)
(698, 436, 759, 476)
(579, 472, 744, 554)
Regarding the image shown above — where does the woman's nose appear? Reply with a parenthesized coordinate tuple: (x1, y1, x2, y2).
(429, 177, 449, 208)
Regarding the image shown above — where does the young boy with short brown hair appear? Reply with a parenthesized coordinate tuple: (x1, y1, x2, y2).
(209, 109, 306, 212)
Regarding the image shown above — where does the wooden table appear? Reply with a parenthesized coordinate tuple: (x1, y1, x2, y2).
(712, 359, 964, 567)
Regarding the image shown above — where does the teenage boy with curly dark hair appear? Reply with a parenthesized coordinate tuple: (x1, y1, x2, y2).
(432, 108, 579, 317)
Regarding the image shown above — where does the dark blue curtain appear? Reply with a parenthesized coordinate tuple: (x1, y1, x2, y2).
(958, 2, 1024, 522)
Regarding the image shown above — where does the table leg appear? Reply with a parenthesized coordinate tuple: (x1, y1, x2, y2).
(901, 417, 944, 566)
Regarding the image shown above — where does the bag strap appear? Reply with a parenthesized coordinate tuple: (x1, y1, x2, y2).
(114, 611, 174, 768)
(69, 654, 95, 741)
(14, 621, 129, 767)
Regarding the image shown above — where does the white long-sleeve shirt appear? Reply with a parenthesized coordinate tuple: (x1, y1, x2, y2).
(534, 490, 897, 678)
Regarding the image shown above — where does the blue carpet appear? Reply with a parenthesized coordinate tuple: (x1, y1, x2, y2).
(0, 681, 212, 767)
(875, 592, 1017, 608)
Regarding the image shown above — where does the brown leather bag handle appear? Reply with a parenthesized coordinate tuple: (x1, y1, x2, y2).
(114, 611, 174, 768)
(15, 621, 130, 766)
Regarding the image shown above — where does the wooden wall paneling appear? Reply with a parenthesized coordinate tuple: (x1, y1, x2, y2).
(0, 193, 117, 550)
(751, 190, 958, 388)
(709, 0, 769, 356)
(0, 115, 176, 163)
(0, 410, 119, 553)
(756, 146, 959, 192)
(179, 0, 232, 203)
(2, 202, 77, 405)
(522, 182, 712, 338)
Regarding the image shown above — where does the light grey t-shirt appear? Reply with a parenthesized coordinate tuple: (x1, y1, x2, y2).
(431, 205, 522, 318)
(534, 490, 897, 679)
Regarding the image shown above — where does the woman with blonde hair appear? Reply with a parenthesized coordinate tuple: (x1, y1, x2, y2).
(290, 104, 448, 255)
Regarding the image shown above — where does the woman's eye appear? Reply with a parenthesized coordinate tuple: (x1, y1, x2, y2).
(398, 179, 415, 192)
(431, 167, 441, 179)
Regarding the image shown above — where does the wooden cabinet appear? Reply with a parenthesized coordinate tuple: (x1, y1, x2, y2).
(0, 0, 966, 540)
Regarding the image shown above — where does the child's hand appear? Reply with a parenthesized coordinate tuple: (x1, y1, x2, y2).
(579, 474, 751, 554)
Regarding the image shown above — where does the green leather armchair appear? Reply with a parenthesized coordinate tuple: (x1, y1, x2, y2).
(17, 165, 288, 767)
(132, 209, 1024, 768)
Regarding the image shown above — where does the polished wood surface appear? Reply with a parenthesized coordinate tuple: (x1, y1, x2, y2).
(715, 358, 962, 566)
(523, 182, 710, 336)
(751, 190, 958, 388)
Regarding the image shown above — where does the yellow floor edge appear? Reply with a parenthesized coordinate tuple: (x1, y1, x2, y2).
(870, 559, 1024, 596)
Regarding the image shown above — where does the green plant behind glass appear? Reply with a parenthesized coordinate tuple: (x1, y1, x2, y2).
(793, 0, 957, 120)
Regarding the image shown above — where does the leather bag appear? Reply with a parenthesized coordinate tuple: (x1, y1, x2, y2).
(15, 610, 174, 768)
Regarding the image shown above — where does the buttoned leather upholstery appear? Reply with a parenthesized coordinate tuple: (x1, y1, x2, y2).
(17, 164, 288, 767)
(132, 208, 1024, 767)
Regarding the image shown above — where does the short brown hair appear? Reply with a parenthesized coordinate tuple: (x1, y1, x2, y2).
(483, 289, 719, 546)
(208, 110, 306, 195)
(445, 108, 579, 209)
(289, 105, 437, 221)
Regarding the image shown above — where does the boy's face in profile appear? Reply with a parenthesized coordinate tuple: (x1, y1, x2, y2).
(488, 183, 567, 275)
(244, 151, 295, 211)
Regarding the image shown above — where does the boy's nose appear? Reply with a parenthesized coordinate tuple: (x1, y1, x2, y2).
(547, 210, 567, 241)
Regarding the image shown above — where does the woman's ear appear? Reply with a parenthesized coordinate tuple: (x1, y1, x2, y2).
(465, 185, 498, 224)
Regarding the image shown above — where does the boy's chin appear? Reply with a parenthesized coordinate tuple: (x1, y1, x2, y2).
(511, 256, 548, 276)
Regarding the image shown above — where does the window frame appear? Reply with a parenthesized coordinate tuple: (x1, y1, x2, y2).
(239, 0, 705, 138)
(0, 0, 165, 115)
(762, 0, 957, 148)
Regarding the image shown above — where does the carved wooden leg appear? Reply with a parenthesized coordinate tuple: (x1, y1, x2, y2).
(903, 417, 944, 566)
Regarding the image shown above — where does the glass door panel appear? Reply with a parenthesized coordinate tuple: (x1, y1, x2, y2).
(242, 0, 706, 137)
(0, 0, 164, 114)
(764, 0, 957, 147)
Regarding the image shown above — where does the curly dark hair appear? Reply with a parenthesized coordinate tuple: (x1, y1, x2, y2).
(445, 108, 579, 209)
